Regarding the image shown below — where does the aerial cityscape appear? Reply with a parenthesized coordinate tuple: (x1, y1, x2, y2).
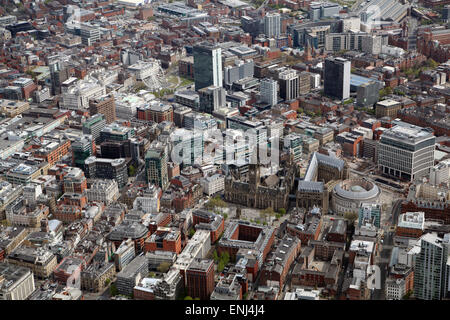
(0, 0, 450, 303)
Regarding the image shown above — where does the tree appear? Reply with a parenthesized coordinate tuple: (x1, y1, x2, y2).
(394, 88, 405, 96)
(402, 290, 413, 300)
(220, 251, 230, 266)
(213, 250, 219, 262)
(129, 164, 136, 176)
(343, 98, 354, 105)
(218, 260, 225, 272)
(205, 196, 227, 210)
(157, 262, 171, 273)
(189, 228, 195, 238)
(379, 87, 393, 98)
(184, 296, 193, 300)
(134, 82, 147, 92)
(110, 284, 118, 296)
(427, 58, 438, 69)
(344, 212, 358, 225)
(278, 208, 286, 215)
(260, 207, 275, 223)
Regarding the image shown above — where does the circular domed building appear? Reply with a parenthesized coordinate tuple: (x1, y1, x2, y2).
(332, 179, 380, 216)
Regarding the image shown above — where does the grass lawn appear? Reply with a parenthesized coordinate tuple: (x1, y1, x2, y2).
(179, 77, 193, 87)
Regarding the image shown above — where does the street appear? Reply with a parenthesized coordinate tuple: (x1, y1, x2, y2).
(371, 199, 401, 300)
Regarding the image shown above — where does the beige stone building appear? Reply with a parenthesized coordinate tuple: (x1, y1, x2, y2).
(81, 262, 116, 292)
(7, 246, 57, 279)
(375, 99, 402, 119)
(0, 99, 30, 118)
(224, 162, 296, 212)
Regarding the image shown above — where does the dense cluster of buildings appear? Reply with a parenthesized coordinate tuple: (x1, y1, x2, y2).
(0, 0, 449, 302)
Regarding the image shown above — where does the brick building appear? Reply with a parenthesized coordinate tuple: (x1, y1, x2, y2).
(89, 94, 117, 124)
(192, 209, 225, 243)
(186, 259, 215, 300)
(144, 227, 182, 254)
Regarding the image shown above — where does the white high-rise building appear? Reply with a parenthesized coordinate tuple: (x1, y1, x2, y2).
(62, 78, 106, 111)
(430, 159, 450, 186)
(413, 233, 450, 300)
(264, 13, 281, 38)
(80, 23, 100, 46)
(279, 69, 299, 101)
(378, 121, 435, 182)
(224, 59, 254, 86)
(260, 78, 278, 106)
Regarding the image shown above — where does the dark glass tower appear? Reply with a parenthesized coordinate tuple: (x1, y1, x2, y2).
(324, 57, 350, 100)
(193, 42, 222, 91)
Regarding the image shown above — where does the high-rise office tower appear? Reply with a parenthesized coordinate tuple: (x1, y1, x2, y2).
(193, 42, 223, 91)
(283, 133, 303, 163)
(89, 94, 117, 124)
(358, 203, 381, 228)
(299, 71, 311, 95)
(48, 59, 72, 96)
(264, 13, 281, 38)
(80, 24, 101, 46)
(172, 128, 204, 167)
(260, 78, 278, 106)
(198, 86, 226, 114)
(223, 59, 254, 87)
(443, 5, 450, 22)
(378, 121, 435, 182)
(72, 135, 95, 169)
(145, 142, 169, 190)
(324, 57, 350, 100)
(82, 114, 107, 144)
(83, 157, 128, 188)
(279, 69, 299, 101)
(414, 233, 449, 300)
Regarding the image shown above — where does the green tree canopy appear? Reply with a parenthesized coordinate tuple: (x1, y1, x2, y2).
(205, 196, 227, 210)
(213, 250, 219, 262)
(129, 164, 136, 176)
(344, 211, 358, 224)
(427, 58, 438, 68)
(218, 260, 225, 272)
(220, 251, 230, 265)
(379, 87, 393, 98)
(260, 207, 275, 223)
(110, 284, 118, 296)
(157, 262, 171, 273)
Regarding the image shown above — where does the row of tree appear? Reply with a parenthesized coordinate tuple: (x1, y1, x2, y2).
(213, 250, 230, 273)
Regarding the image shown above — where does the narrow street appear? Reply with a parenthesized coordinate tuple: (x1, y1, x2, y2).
(371, 199, 401, 300)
